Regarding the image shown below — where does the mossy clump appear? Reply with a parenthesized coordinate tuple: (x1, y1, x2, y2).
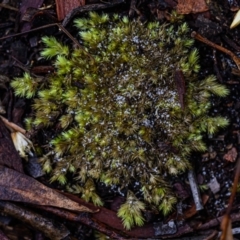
(11, 12, 229, 229)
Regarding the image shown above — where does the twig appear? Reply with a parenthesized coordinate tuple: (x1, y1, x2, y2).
(56, 23, 95, 62)
(174, 69, 186, 110)
(0, 3, 18, 12)
(0, 23, 58, 41)
(188, 170, 203, 211)
(37, 205, 126, 240)
(0, 115, 26, 134)
(0, 23, 78, 47)
(203, 230, 218, 240)
(220, 157, 240, 240)
(11, 56, 31, 74)
(0, 22, 94, 62)
(222, 35, 240, 52)
(191, 31, 240, 70)
(0, 201, 70, 239)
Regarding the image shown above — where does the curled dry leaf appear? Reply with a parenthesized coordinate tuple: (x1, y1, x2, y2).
(11, 132, 34, 160)
(176, 0, 209, 14)
(0, 166, 94, 213)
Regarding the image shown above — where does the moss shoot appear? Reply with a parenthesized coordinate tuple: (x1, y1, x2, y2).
(11, 12, 229, 229)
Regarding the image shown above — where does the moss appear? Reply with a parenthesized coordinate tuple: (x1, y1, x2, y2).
(11, 12, 229, 229)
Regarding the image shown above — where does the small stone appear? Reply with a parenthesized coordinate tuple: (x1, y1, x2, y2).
(207, 177, 220, 194)
(154, 220, 177, 236)
(25, 157, 44, 178)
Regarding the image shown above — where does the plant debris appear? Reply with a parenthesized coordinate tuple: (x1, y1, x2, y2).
(0, 0, 240, 239)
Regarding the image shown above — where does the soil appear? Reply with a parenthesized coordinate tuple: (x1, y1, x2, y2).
(0, 0, 240, 239)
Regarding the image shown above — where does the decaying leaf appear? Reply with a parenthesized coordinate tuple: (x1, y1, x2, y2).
(223, 147, 238, 162)
(0, 166, 94, 213)
(56, 0, 85, 21)
(19, 0, 44, 32)
(176, 0, 209, 14)
(0, 119, 23, 173)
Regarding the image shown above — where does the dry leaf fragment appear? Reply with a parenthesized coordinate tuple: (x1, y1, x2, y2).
(0, 119, 24, 173)
(176, 0, 209, 14)
(11, 132, 34, 160)
(0, 166, 94, 213)
(230, 9, 240, 29)
(223, 147, 238, 162)
(56, 0, 85, 21)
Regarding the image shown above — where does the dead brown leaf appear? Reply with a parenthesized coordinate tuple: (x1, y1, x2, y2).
(176, 0, 209, 14)
(223, 147, 238, 162)
(0, 119, 23, 173)
(0, 166, 94, 213)
(56, 0, 85, 21)
(19, 0, 44, 32)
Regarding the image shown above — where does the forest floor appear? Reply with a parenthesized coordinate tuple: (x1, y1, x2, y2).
(0, 0, 240, 239)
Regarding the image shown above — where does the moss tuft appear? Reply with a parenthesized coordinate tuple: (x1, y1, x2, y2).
(11, 12, 229, 229)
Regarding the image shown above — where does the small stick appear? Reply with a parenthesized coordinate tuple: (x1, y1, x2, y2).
(191, 31, 240, 70)
(0, 3, 18, 11)
(188, 170, 203, 211)
(220, 157, 240, 240)
(0, 23, 94, 62)
(174, 69, 186, 110)
(0, 201, 70, 239)
(0, 23, 58, 41)
(38, 205, 126, 239)
(0, 115, 26, 134)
